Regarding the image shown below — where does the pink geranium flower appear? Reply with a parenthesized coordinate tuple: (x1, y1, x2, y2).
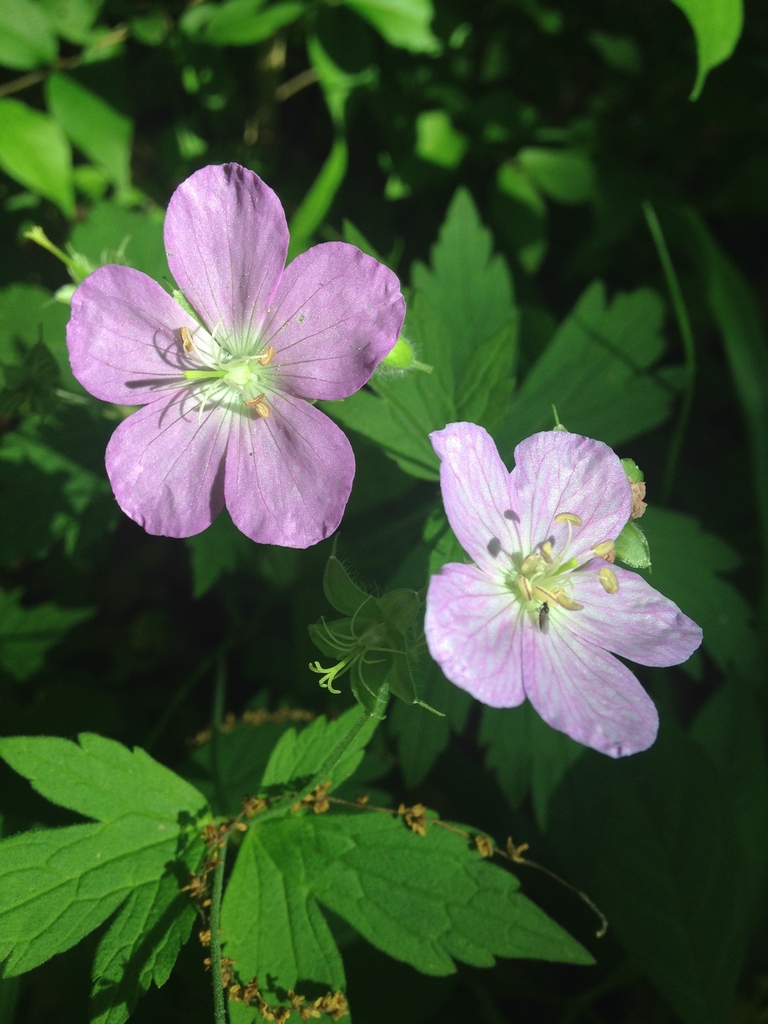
(425, 423, 702, 757)
(67, 163, 405, 548)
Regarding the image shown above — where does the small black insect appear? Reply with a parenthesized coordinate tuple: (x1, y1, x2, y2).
(538, 601, 550, 634)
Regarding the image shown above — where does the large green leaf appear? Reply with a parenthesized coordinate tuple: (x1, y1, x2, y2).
(500, 281, 673, 451)
(46, 73, 133, 189)
(329, 189, 517, 479)
(221, 827, 346, 1003)
(669, 0, 743, 99)
(0, 734, 208, 998)
(0, 732, 207, 822)
(0, 99, 74, 216)
(260, 705, 378, 791)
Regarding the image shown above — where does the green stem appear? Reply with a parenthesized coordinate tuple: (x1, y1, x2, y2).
(211, 657, 228, 815)
(642, 201, 697, 502)
(209, 838, 229, 1024)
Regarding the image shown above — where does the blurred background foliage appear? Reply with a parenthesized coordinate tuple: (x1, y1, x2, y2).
(1, 0, 767, 1022)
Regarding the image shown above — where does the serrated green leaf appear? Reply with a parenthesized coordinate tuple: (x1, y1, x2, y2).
(342, 0, 440, 54)
(221, 827, 346, 1002)
(45, 73, 133, 189)
(479, 702, 585, 829)
(183, 712, 307, 815)
(0, 0, 58, 70)
(260, 706, 378, 791)
(90, 854, 198, 1024)
(0, 99, 74, 217)
(501, 281, 673, 449)
(669, 0, 743, 100)
(638, 507, 756, 676)
(0, 588, 93, 680)
(275, 812, 591, 974)
(0, 817, 189, 976)
(329, 189, 516, 479)
(0, 732, 208, 822)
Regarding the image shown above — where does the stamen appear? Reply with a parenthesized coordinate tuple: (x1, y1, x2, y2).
(245, 394, 270, 419)
(517, 576, 533, 601)
(552, 591, 583, 611)
(257, 345, 275, 366)
(592, 540, 615, 559)
(520, 553, 541, 576)
(598, 567, 619, 594)
(180, 326, 195, 353)
(555, 512, 582, 527)
(540, 540, 554, 563)
(533, 584, 558, 605)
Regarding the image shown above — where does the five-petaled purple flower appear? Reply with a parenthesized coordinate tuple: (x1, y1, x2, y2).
(425, 423, 702, 757)
(67, 163, 405, 548)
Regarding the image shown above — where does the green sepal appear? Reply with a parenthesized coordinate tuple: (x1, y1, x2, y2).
(323, 553, 370, 614)
(379, 588, 420, 633)
(615, 520, 651, 569)
(621, 457, 645, 483)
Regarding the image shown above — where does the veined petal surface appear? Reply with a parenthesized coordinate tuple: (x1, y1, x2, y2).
(565, 562, 703, 666)
(67, 265, 198, 404)
(105, 391, 230, 537)
(510, 431, 632, 559)
(425, 562, 525, 707)
(430, 423, 521, 575)
(264, 242, 405, 400)
(224, 396, 354, 548)
(164, 164, 288, 350)
(523, 624, 659, 757)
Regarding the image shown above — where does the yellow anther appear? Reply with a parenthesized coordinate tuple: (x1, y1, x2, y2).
(244, 393, 270, 418)
(533, 584, 558, 605)
(599, 566, 619, 594)
(553, 591, 583, 611)
(592, 540, 615, 559)
(517, 575, 533, 601)
(554, 512, 582, 527)
(257, 345, 275, 366)
(520, 553, 542, 576)
(180, 326, 195, 353)
(540, 540, 554, 563)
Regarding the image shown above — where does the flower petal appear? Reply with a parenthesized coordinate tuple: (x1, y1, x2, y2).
(263, 242, 405, 400)
(523, 625, 659, 757)
(430, 422, 522, 575)
(224, 394, 354, 548)
(510, 431, 632, 559)
(105, 391, 229, 537)
(68, 265, 198, 404)
(564, 562, 703, 666)
(425, 562, 525, 707)
(164, 164, 288, 349)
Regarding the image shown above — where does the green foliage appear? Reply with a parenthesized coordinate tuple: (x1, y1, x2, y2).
(0, 0, 765, 1020)
(0, 735, 207, 1000)
(669, 0, 743, 99)
(0, 99, 74, 216)
(0, 589, 93, 679)
(329, 189, 517, 479)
